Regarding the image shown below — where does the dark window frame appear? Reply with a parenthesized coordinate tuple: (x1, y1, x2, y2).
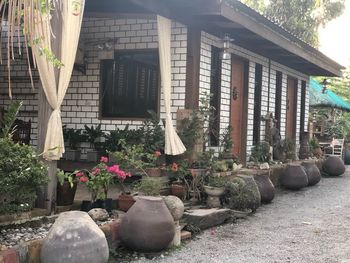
(99, 49, 160, 120)
(209, 46, 222, 147)
(253, 63, 262, 145)
(274, 71, 283, 130)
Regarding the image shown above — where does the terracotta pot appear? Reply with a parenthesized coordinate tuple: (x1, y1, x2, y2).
(301, 161, 321, 186)
(117, 194, 136, 212)
(119, 196, 175, 252)
(145, 167, 162, 177)
(280, 164, 308, 190)
(323, 156, 345, 176)
(253, 174, 275, 203)
(171, 184, 187, 200)
(56, 181, 77, 206)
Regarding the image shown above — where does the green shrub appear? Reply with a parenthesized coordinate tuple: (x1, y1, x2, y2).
(0, 138, 48, 213)
(250, 141, 270, 163)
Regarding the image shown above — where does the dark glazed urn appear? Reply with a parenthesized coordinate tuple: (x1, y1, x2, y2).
(119, 196, 175, 252)
(323, 156, 345, 176)
(254, 174, 275, 203)
(344, 148, 350, 165)
(280, 164, 308, 190)
(301, 161, 321, 186)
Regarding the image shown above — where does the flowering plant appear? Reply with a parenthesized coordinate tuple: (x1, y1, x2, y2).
(144, 150, 162, 168)
(76, 156, 131, 202)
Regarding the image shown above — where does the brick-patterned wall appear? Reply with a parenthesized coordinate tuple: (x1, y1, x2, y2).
(199, 32, 231, 151)
(0, 16, 188, 153)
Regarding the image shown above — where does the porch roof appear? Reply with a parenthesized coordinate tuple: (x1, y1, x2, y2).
(85, 0, 343, 77)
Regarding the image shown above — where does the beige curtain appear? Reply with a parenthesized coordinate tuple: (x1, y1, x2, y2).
(32, 0, 85, 160)
(157, 15, 186, 155)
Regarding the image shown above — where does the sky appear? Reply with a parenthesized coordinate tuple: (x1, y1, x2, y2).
(319, 0, 350, 67)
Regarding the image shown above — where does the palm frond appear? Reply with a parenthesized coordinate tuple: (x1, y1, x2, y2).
(0, 100, 22, 138)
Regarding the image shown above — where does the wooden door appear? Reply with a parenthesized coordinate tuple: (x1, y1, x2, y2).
(286, 77, 297, 139)
(230, 56, 248, 163)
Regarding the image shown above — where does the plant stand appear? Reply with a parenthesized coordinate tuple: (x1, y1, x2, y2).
(204, 186, 225, 208)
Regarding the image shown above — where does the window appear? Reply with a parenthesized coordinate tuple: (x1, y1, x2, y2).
(209, 46, 222, 146)
(274, 71, 282, 130)
(253, 63, 262, 145)
(100, 50, 159, 119)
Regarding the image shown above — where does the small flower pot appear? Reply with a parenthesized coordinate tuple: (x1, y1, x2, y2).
(56, 181, 77, 206)
(80, 198, 113, 212)
(145, 167, 162, 177)
(170, 184, 187, 200)
(117, 194, 136, 212)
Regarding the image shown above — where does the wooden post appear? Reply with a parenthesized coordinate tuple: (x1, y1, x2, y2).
(37, 87, 57, 214)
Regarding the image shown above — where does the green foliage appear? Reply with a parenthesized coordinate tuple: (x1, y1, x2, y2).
(309, 137, 320, 151)
(63, 126, 85, 150)
(56, 169, 76, 188)
(0, 101, 22, 138)
(0, 138, 48, 214)
(206, 175, 228, 188)
(220, 125, 233, 153)
(282, 138, 296, 160)
(103, 126, 144, 153)
(133, 177, 164, 196)
(250, 141, 270, 163)
(140, 110, 165, 153)
(178, 110, 203, 152)
(84, 124, 104, 150)
(241, 0, 345, 46)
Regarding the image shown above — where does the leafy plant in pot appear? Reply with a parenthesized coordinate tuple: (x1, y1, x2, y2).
(84, 124, 105, 162)
(63, 126, 85, 161)
(76, 156, 131, 212)
(133, 177, 165, 196)
(144, 150, 163, 177)
(56, 169, 78, 206)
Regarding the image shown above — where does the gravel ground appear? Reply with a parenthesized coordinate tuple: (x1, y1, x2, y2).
(137, 168, 350, 263)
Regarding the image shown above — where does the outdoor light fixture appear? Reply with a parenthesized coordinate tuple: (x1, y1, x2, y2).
(220, 33, 234, 60)
(321, 78, 331, 94)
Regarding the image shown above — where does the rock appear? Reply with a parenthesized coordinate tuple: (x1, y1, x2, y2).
(259, 163, 270, 170)
(88, 208, 109, 221)
(41, 211, 109, 263)
(162, 195, 185, 221)
(183, 208, 232, 230)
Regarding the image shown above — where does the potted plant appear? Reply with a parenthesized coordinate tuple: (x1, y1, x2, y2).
(76, 156, 131, 212)
(167, 162, 190, 200)
(133, 177, 164, 196)
(204, 175, 228, 208)
(63, 127, 85, 161)
(56, 169, 78, 206)
(84, 124, 105, 162)
(144, 150, 163, 177)
(309, 137, 323, 158)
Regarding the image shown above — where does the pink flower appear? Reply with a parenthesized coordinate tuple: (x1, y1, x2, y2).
(92, 168, 100, 176)
(100, 156, 108, 163)
(154, 151, 161, 157)
(79, 176, 89, 182)
(107, 165, 120, 174)
(76, 172, 84, 177)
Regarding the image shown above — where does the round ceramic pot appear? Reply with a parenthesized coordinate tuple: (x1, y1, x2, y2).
(253, 174, 275, 203)
(280, 164, 308, 190)
(117, 194, 136, 212)
(119, 196, 175, 252)
(323, 156, 345, 176)
(204, 186, 225, 208)
(56, 181, 77, 206)
(344, 148, 350, 165)
(301, 161, 321, 186)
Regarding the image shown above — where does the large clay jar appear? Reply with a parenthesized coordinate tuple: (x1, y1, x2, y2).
(344, 148, 350, 165)
(119, 196, 175, 252)
(323, 156, 346, 176)
(301, 161, 321, 186)
(253, 174, 275, 203)
(280, 164, 308, 190)
(41, 211, 109, 263)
